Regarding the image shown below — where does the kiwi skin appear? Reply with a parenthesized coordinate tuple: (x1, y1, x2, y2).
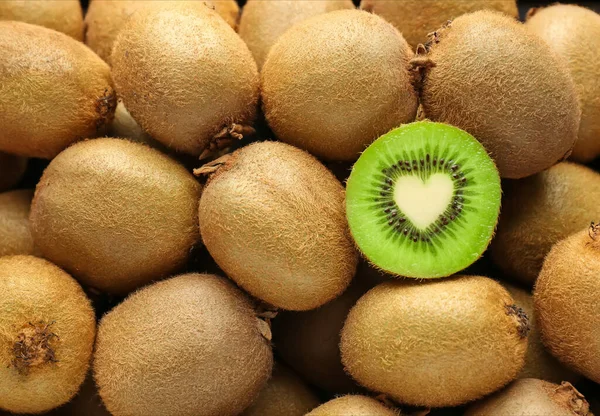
(0, 256, 96, 415)
(45, 374, 110, 416)
(535, 227, 600, 384)
(0, 21, 116, 159)
(491, 162, 600, 286)
(0, 190, 36, 258)
(94, 273, 273, 416)
(0, 152, 27, 192)
(30, 138, 202, 295)
(306, 395, 400, 416)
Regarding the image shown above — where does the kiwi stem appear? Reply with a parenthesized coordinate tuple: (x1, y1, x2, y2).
(12, 321, 59, 375)
(255, 318, 272, 341)
(587, 222, 600, 246)
(505, 304, 530, 338)
(193, 154, 233, 177)
(554, 382, 590, 416)
(94, 88, 117, 130)
(199, 124, 256, 160)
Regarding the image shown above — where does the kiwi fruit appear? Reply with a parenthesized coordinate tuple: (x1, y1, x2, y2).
(465, 378, 592, 416)
(0, 256, 96, 414)
(0, 190, 36, 258)
(0, 152, 27, 192)
(306, 395, 401, 416)
(197, 141, 358, 311)
(111, 6, 258, 157)
(261, 9, 418, 161)
(238, 0, 354, 70)
(94, 273, 273, 416)
(0, 22, 116, 159)
(526, 5, 600, 163)
(241, 363, 320, 416)
(346, 121, 501, 278)
(341, 276, 529, 407)
(412, 10, 580, 179)
(30, 138, 201, 295)
(534, 226, 600, 383)
(491, 162, 600, 286)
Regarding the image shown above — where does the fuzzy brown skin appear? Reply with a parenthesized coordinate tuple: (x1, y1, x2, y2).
(111, 6, 258, 156)
(238, 0, 354, 70)
(198, 141, 358, 311)
(30, 138, 201, 295)
(0, 22, 115, 159)
(414, 10, 580, 179)
(526, 5, 600, 163)
(0, 190, 36, 258)
(261, 9, 418, 161)
(361, 0, 518, 48)
(535, 228, 600, 383)
(0, 152, 27, 192)
(46, 374, 110, 416)
(94, 273, 273, 416)
(465, 378, 592, 416)
(0, 256, 96, 414)
(307, 395, 401, 416)
(341, 276, 529, 407)
(491, 162, 600, 286)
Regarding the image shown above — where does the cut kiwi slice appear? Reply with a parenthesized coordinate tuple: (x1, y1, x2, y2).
(346, 121, 501, 278)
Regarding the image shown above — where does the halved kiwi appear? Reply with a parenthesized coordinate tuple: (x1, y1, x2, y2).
(346, 121, 501, 278)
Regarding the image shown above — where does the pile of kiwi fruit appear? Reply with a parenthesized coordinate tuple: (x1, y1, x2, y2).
(0, 0, 599, 415)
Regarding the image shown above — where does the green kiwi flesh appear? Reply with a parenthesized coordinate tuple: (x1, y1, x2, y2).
(0, 189, 36, 258)
(306, 395, 400, 416)
(0, 152, 27, 192)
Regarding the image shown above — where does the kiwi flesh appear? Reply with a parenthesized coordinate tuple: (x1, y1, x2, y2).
(0, 152, 27, 192)
(111, 6, 258, 157)
(412, 10, 580, 179)
(0, 21, 116, 159)
(465, 378, 592, 416)
(526, 5, 600, 163)
(341, 275, 529, 407)
(238, 0, 354, 70)
(306, 395, 401, 416)
(261, 9, 418, 161)
(197, 141, 358, 311)
(30, 138, 202, 295)
(534, 226, 600, 383)
(0, 256, 96, 414)
(94, 273, 273, 416)
(491, 162, 600, 286)
(0, 190, 36, 258)
(346, 121, 501, 278)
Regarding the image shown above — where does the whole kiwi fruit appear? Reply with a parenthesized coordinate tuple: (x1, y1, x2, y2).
(30, 138, 202, 295)
(361, 0, 518, 48)
(535, 226, 600, 383)
(0, 152, 27, 192)
(0, 256, 96, 414)
(306, 395, 401, 416)
(94, 273, 273, 416)
(0, 190, 36, 257)
(465, 378, 592, 416)
(261, 9, 418, 161)
(0, 22, 116, 159)
(526, 4, 600, 163)
(341, 276, 529, 407)
(491, 162, 600, 286)
(238, 0, 354, 70)
(413, 10, 580, 179)
(111, 6, 258, 156)
(197, 141, 358, 311)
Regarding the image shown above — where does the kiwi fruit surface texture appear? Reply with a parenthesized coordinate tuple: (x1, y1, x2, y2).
(198, 141, 358, 311)
(491, 162, 600, 286)
(94, 273, 273, 416)
(306, 395, 400, 416)
(30, 138, 201, 295)
(346, 121, 501, 278)
(535, 226, 600, 383)
(341, 276, 529, 407)
(111, 6, 258, 156)
(0, 152, 27, 192)
(465, 378, 592, 416)
(413, 10, 580, 179)
(0, 22, 116, 159)
(238, 0, 354, 70)
(526, 5, 600, 163)
(0, 256, 96, 414)
(261, 9, 418, 161)
(0, 190, 36, 258)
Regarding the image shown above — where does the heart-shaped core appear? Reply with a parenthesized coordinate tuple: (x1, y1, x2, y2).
(393, 174, 454, 229)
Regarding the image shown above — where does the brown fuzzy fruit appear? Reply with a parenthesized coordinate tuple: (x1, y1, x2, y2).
(94, 273, 273, 416)
(465, 378, 592, 416)
(261, 9, 418, 161)
(30, 138, 201, 295)
(307, 395, 401, 416)
(197, 141, 358, 311)
(491, 162, 600, 286)
(535, 227, 600, 383)
(111, 6, 258, 156)
(0, 152, 27, 192)
(0, 22, 116, 159)
(0, 256, 96, 414)
(526, 5, 600, 163)
(413, 10, 580, 179)
(0, 190, 36, 257)
(341, 276, 529, 407)
(238, 0, 354, 70)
